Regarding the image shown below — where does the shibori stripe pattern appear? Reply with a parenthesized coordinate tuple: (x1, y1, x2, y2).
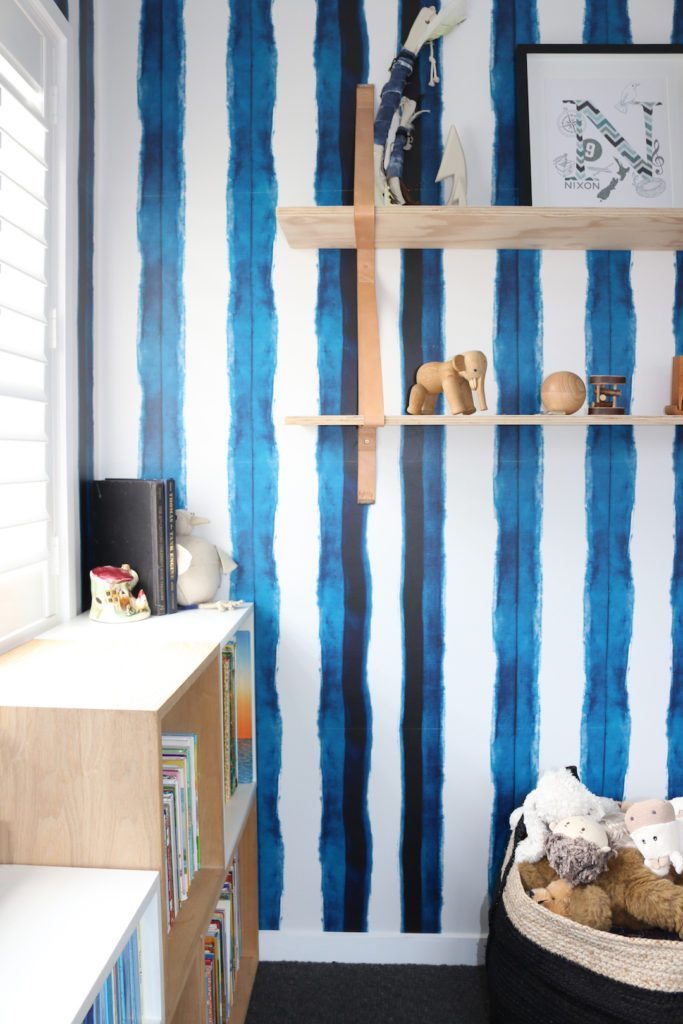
(397, 0, 445, 935)
(488, 0, 543, 894)
(226, 0, 283, 928)
(580, 0, 635, 801)
(669, 0, 683, 800)
(137, 0, 187, 505)
(314, 0, 373, 933)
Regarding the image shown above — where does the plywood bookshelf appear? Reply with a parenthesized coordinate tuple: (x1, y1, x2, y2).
(0, 604, 258, 1024)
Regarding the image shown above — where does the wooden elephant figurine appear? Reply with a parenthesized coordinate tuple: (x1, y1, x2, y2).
(407, 350, 488, 415)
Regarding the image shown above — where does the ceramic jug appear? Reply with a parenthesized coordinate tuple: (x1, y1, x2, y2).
(89, 564, 150, 622)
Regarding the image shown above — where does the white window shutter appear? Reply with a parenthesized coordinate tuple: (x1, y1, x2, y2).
(0, 0, 59, 647)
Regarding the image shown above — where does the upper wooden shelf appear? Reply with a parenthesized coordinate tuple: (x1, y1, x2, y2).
(276, 205, 683, 251)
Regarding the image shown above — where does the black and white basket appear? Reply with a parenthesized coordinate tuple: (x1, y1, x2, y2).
(486, 822, 683, 1023)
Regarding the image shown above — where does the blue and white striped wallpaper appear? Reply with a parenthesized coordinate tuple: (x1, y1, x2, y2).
(90, 0, 683, 961)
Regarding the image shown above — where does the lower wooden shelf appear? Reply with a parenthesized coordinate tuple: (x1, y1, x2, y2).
(286, 413, 683, 426)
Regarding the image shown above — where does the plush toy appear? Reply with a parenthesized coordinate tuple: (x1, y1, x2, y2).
(510, 768, 620, 864)
(520, 847, 683, 937)
(549, 815, 611, 849)
(624, 799, 683, 877)
(176, 510, 237, 607)
(529, 877, 613, 931)
(544, 816, 614, 886)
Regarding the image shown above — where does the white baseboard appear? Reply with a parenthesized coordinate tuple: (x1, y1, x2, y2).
(258, 930, 487, 965)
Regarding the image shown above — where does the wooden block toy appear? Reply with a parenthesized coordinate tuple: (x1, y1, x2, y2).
(588, 375, 626, 415)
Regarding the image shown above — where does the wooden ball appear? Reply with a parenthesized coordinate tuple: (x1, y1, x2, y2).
(541, 372, 586, 415)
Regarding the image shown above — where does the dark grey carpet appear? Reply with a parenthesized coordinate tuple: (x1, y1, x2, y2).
(245, 962, 490, 1023)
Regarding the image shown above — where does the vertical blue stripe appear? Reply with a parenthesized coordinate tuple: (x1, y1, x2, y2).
(580, 1, 634, 800)
(315, 0, 373, 932)
(675, 1, 683, 44)
(583, 2, 631, 42)
(669, 285, 683, 797)
(669, 3, 683, 799)
(78, 0, 95, 609)
(137, 0, 187, 506)
(488, 0, 542, 892)
(227, 0, 283, 929)
(397, 1, 445, 934)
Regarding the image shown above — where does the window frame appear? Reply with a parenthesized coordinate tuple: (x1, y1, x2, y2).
(0, 0, 78, 654)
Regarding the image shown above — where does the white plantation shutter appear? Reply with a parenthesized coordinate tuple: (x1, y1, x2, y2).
(0, 2, 64, 647)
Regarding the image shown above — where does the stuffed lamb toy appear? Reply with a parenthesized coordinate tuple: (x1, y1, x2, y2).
(624, 799, 683, 877)
(510, 768, 620, 864)
(544, 815, 615, 886)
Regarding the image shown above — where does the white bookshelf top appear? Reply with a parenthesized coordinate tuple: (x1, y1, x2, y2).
(41, 603, 253, 646)
(0, 604, 253, 712)
(0, 864, 159, 1024)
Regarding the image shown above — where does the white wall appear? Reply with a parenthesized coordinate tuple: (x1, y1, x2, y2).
(92, 0, 680, 962)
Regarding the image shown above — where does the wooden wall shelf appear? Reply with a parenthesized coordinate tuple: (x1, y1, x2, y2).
(276, 205, 683, 252)
(286, 414, 683, 426)
(279, 85, 683, 502)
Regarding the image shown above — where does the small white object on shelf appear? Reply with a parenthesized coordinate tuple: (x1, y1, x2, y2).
(198, 599, 246, 612)
(176, 510, 237, 606)
(435, 124, 467, 206)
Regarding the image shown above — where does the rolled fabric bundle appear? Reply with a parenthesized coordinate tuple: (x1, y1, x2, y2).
(373, 49, 416, 148)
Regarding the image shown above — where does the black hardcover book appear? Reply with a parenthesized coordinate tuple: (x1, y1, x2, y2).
(165, 479, 178, 613)
(89, 479, 167, 615)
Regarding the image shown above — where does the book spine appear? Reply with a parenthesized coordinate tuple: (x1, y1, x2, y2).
(222, 649, 231, 802)
(166, 478, 178, 612)
(153, 482, 167, 614)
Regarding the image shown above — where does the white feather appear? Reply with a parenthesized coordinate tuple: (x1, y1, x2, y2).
(404, 1, 468, 55)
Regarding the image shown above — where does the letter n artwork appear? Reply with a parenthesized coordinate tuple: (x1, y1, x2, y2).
(553, 80, 667, 205)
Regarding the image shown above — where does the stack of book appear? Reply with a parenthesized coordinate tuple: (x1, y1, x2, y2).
(222, 641, 238, 802)
(88, 478, 178, 615)
(204, 858, 242, 1024)
(162, 733, 200, 930)
(81, 929, 142, 1023)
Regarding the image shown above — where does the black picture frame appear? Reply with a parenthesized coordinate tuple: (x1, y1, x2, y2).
(516, 44, 683, 207)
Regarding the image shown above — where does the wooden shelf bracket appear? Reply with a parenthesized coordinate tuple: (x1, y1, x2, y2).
(354, 84, 384, 504)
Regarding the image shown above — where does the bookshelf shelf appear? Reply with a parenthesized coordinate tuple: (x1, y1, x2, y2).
(0, 865, 162, 1024)
(0, 605, 258, 1024)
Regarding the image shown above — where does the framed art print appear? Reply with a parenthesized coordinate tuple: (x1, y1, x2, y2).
(517, 45, 683, 207)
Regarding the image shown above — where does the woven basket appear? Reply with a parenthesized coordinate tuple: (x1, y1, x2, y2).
(486, 825, 683, 1023)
